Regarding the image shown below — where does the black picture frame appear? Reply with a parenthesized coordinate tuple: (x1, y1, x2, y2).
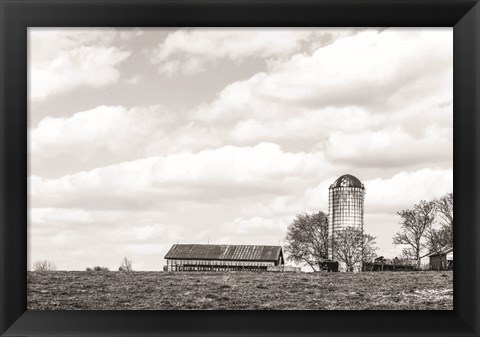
(1, 0, 479, 336)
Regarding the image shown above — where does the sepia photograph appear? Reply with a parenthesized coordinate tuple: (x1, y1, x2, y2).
(27, 27, 453, 310)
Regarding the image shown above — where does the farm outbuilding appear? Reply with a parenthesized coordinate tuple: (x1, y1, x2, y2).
(164, 244, 284, 271)
(428, 247, 453, 270)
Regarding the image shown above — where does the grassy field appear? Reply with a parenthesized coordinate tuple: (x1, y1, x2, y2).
(27, 270, 453, 310)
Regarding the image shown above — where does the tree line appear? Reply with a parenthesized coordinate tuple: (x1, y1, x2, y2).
(393, 193, 453, 269)
(32, 257, 133, 272)
(284, 192, 453, 271)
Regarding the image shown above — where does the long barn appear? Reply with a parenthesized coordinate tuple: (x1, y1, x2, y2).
(164, 244, 284, 271)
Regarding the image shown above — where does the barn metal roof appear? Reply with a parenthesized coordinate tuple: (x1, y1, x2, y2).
(164, 244, 283, 262)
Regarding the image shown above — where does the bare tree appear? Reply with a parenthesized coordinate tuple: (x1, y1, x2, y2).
(361, 233, 379, 265)
(435, 192, 453, 247)
(119, 257, 133, 272)
(332, 227, 378, 272)
(284, 212, 329, 271)
(425, 223, 446, 255)
(425, 193, 453, 254)
(393, 200, 435, 269)
(33, 260, 57, 272)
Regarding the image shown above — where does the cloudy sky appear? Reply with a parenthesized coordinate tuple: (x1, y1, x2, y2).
(28, 28, 453, 271)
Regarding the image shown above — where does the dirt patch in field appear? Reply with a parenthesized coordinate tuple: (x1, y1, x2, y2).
(27, 270, 453, 310)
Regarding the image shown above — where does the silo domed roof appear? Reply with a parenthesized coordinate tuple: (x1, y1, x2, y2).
(331, 174, 364, 188)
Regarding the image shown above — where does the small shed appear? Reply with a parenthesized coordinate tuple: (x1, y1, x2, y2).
(428, 247, 453, 270)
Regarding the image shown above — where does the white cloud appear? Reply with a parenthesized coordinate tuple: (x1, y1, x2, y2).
(29, 29, 132, 100)
(30, 142, 328, 210)
(123, 74, 143, 85)
(325, 125, 452, 167)
(301, 168, 453, 216)
(186, 28, 452, 170)
(227, 216, 288, 236)
(254, 29, 452, 108)
(31, 207, 93, 226)
(118, 28, 144, 40)
(229, 106, 383, 148)
(364, 168, 453, 213)
(30, 105, 173, 177)
(30, 29, 452, 177)
(150, 28, 358, 75)
(28, 207, 176, 270)
(191, 29, 452, 121)
(31, 105, 162, 152)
